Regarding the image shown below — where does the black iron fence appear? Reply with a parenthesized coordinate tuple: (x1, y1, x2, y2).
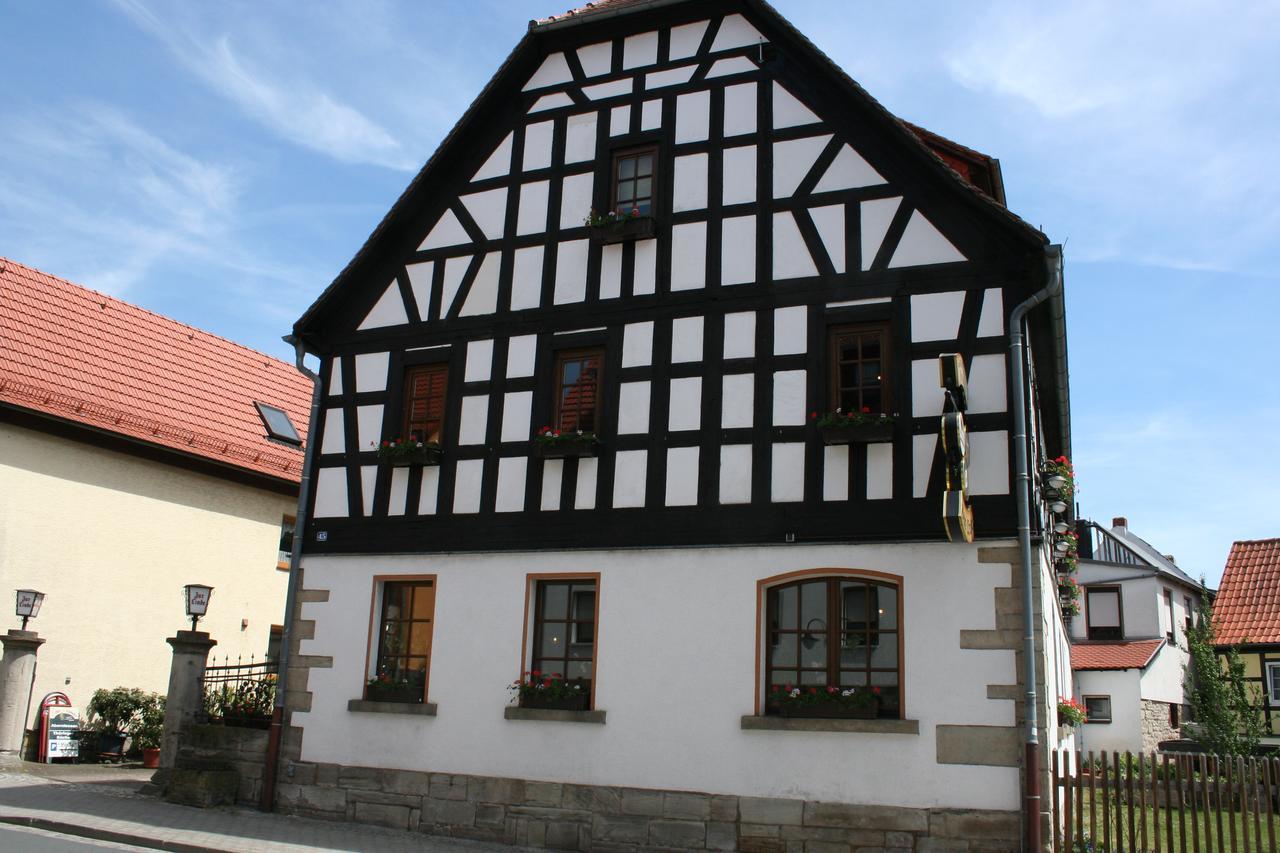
(200, 656, 277, 730)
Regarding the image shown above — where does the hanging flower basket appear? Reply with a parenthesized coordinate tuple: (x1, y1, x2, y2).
(811, 410, 895, 445)
(584, 209, 655, 244)
(1042, 456, 1075, 502)
(375, 438, 441, 467)
(1057, 697, 1087, 727)
(532, 427, 600, 459)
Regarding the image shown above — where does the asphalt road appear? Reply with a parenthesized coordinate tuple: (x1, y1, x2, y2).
(0, 823, 151, 851)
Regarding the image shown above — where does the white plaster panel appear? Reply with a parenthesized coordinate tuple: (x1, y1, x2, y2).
(564, 113, 597, 164)
(668, 377, 702, 432)
(671, 316, 703, 363)
(522, 52, 573, 90)
(500, 391, 533, 443)
(358, 283, 408, 330)
(809, 204, 845, 274)
(320, 408, 345, 455)
(440, 256, 469, 317)
(968, 431, 1010, 496)
(867, 442, 893, 500)
(586, 78, 632, 100)
(675, 90, 711, 143)
(418, 467, 438, 514)
(911, 359, 945, 418)
(356, 404, 384, 451)
(554, 240, 589, 305)
(610, 104, 630, 135)
(771, 443, 805, 502)
(772, 82, 820, 129)
(912, 433, 937, 498)
(773, 306, 807, 355)
(772, 370, 806, 426)
(889, 210, 966, 268)
(613, 451, 648, 508)
(706, 56, 756, 78)
(354, 352, 389, 392)
(530, 93, 573, 114)
(540, 459, 563, 511)
(823, 445, 849, 502)
(617, 382, 651, 434)
(472, 132, 513, 182)
(495, 457, 527, 513)
(647, 65, 696, 89)
(559, 173, 595, 230)
(419, 209, 470, 251)
(360, 465, 377, 517)
(577, 42, 612, 77)
(388, 467, 408, 516)
(452, 459, 484, 514)
(328, 357, 343, 396)
(722, 145, 756, 205)
(406, 262, 433, 319)
(465, 339, 493, 383)
(710, 13, 765, 51)
(665, 447, 699, 507)
(721, 373, 754, 428)
(312, 467, 348, 517)
(460, 252, 500, 317)
(672, 154, 709, 212)
(574, 458, 597, 509)
(516, 181, 550, 236)
(723, 312, 755, 359)
(773, 135, 831, 197)
(723, 82, 757, 137)
(507, 335, 537, 378)
(966, 354, 1007, 415)
(511, 246, 544, 311)
(671, 222, 707, 291)
(670, 20, 709, 58)
(623, 31, 659, 69)
(815, 145, 884, 193)
(641, 99, 662, 130)
(522, 121, 554, 171)
(719, 444, 752, 504)
(458, 395, 489, 445)
(600, 244, 623, 299)
(977, 288, 1004, 337)
(633, 239, 657, 295)
(910, 291, 966, 342)
(772, 212, 818, 279)
(622, 322, 654, 368)
(720, 215, 756, 285)
(861, 197, 901, 271)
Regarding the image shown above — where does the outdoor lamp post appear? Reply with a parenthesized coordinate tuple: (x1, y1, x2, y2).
(183, 584, 213, 631)
(15, 589, 44, 630)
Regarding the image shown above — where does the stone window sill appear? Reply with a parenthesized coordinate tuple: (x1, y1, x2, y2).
(348, 699, 437, 716)
(504, 706, 606, 724)
(740, 715, 919, 734)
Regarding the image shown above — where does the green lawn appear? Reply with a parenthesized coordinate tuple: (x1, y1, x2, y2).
(1060, 801, 1278, 852)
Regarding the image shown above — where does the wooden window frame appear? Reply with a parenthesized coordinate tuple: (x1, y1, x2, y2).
(1085, 585, 1124, 642)
(1183, 594, 1194, 638)
(1164, 588, 1176, 643)
(827, 323, 892, 415)
(755, 569, 905, 719)
(611, 145, 659, 216)
(520, 573, 602, 710)
(402, 364, 449, 444)
(1083, 694, 1112, 724)
(363, 575, 437, 704)
(277, 515, 295, 571)
(1169, 702, 1180, 729)
(552, 348, 604, 434)
(1266, 662, 1280, 705)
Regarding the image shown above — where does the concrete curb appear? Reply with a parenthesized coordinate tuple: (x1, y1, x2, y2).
(0, 814, 233, 852)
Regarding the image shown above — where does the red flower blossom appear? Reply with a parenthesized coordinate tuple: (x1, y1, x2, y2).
(872, 686, 881, 695)
(807, 687, 818, 695)
(531, 670, 541, 678)
(826, 686, 837, 694)
(810, 411, 817, 420)
(861, 406, 871, 414)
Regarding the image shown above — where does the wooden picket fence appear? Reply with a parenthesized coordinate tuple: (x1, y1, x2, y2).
(1051, 750, 1280, 853)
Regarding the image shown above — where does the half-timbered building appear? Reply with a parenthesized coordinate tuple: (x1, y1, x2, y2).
(1212, 537, 1280, 750)
(280, 1, 1074, 848)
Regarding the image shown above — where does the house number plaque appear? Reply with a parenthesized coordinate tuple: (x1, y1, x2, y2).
(939, 354, 974, 543)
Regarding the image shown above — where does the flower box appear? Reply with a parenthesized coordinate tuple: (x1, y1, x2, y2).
(387, 446, 441, 467)
(773, 703, 878, 720)
(818, 423, 894, 445)
(518, 693, 590, 712)
(376, 439, 442, 467)
(365, 683, 425, 704)
(534, 438, 600, 459)
(587, 216, 655, 245)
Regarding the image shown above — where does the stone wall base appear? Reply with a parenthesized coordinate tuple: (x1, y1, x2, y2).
(175, 724, 270, 806)
(272, 759, 1019, 852)
(1140, 699, 1179, 753)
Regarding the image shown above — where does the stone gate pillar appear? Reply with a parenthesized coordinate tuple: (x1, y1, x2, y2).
(0, 629, 45, 764)
(152, 630, 216, 785)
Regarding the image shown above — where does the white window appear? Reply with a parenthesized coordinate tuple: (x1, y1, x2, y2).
(1266, 662, 1280, 704)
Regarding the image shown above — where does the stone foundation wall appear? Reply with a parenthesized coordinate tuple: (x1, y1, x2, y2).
(175, 724, 271, 805)
(273, 760, 1018, 852)
(1140, 699, 1178, 753)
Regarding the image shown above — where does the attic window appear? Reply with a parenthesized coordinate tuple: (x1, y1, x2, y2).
(255, 402, 302, 446)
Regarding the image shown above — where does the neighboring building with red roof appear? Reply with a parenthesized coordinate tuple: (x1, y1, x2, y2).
(0, 256, 312, 736)
(1213, 537, 1280, 744)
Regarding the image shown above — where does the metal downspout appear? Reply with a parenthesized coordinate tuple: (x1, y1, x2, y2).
(1009, 244, 1063, 852)
(261, 334, 322, 811)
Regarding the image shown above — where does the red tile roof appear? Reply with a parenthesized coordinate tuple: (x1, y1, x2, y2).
(1071, 640, 1164, 671)
(0, 257, 311, 484)
(1214, 538, 1280, 645)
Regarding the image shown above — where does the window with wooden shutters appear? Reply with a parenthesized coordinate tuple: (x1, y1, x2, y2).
(403, 365, 447, 444)
(829, 324, 890, 414)
(553, 349, 603, 433)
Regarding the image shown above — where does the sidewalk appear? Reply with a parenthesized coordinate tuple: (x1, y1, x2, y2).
(0, 762, 523, 852)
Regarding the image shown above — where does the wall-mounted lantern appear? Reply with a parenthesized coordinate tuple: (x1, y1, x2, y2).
(183, 584, 213, 631)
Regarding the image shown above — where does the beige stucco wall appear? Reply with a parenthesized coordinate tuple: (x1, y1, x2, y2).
(0, 421, 294, 729)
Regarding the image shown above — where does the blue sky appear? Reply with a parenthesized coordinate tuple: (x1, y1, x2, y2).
(2, 1, 1276, 584)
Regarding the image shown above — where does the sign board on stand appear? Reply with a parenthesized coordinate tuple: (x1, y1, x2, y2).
(38, 692, 79, 762)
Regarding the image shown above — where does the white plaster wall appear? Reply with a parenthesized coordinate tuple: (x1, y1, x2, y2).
(1073, 669, 1142, 754)
(1139, 644, 1188, 705)
(296, 539, 1022, 810)
(0, 423, 292, 726)
(1070, 568, 1164, 641)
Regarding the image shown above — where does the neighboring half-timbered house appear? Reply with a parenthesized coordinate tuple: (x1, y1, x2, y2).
(280, 1, 1074, 848)
(1212, 538, 1280, 750)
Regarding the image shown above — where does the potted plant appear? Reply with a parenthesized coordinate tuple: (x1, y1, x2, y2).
(375, 437, 441, 467)
(766, 684, 883, 719)
(584, 208, 655, 244)
(532, 426, 600, 459)
(1042, 455, 1075, 502)
(366, 671, 425, 704)
(810, 409, 895, 444)
(86, 687, 146, 759)
(131, 693, 165, 768)
(509, 671, 589, 711)
(1057, 697, 1088, 727)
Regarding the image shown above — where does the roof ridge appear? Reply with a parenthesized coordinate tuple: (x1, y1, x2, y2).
(1232, 537, 1280, 545)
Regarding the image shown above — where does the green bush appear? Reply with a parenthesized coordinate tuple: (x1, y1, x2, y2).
(86, 687, 148, 735)
(130, 694, 165, 750)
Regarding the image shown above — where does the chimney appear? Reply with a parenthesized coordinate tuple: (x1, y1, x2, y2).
(1112, 516, 1128, 531)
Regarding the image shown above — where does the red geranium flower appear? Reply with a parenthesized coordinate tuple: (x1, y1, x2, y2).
(861, 406, 871, 414)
